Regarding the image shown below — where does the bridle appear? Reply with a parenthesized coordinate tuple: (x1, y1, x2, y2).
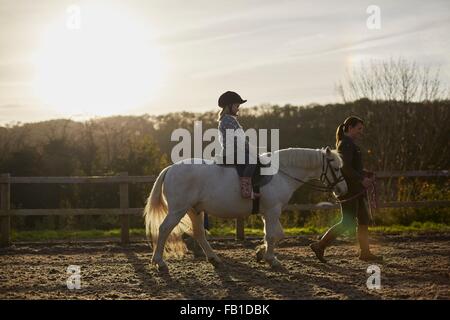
(278, 153, 345, 192)
(278, 152, 378, 220)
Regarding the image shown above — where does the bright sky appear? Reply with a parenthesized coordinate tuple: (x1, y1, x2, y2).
(1, 0, 449, 124)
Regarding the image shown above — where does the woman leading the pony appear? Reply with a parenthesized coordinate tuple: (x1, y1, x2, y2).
(217, 91, 258, 199)
(310, 116, 383, 262)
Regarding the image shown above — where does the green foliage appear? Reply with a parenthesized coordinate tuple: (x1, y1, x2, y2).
(375, 179, 450, 226)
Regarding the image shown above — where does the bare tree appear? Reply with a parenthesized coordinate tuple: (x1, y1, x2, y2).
(335, 58, 450, 175)
(337, 57, 448, 103)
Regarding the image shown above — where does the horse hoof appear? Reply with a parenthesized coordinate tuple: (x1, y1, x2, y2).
(156, 263, 169, 273)
(152, 259, 169, 273)
(271, 263, 282, 270)
(255, 245, 265, 262)
(267, 258, 282, 269)
(207, 256, 222, 268)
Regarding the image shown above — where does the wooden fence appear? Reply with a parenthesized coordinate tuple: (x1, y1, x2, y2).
(0, 170, 448, 246)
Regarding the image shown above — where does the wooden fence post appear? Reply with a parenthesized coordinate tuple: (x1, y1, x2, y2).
(1, 173, 11, 247)
(235, 218, 245, 240)
(119, 172, 129, 245)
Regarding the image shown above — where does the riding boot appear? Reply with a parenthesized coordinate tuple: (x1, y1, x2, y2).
(239, 177, 252, 199)
(358, 225, 383, 262)
(309, 225, 340, 263)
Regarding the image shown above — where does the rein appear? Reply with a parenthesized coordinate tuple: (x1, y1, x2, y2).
(278, 169, 333, 192)
(278, 154, 345, 193)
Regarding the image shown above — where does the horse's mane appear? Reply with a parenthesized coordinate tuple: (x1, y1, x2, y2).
(264, 148, 342, 169)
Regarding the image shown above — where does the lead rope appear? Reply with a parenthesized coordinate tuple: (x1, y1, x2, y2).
(366, 179, 378, 226)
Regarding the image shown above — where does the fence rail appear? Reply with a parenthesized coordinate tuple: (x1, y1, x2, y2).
(0, 170, 449, 246)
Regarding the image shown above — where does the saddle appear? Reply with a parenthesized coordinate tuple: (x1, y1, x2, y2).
(215, 156, 273, 214)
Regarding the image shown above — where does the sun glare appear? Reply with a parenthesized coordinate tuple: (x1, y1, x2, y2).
(32, 4, 164, 117)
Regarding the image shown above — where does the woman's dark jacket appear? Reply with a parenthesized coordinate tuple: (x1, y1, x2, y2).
(337, 135, 365, 196)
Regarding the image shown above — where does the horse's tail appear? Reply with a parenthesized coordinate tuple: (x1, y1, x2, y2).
(143, 165, 193, 257)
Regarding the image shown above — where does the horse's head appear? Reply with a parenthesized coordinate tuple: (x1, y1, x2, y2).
(321, 147, 347, 197)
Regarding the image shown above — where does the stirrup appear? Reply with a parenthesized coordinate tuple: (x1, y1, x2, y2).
(251, 192, 261, 199)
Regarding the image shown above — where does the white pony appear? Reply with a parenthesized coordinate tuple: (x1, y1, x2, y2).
(144, 147, 347, 272)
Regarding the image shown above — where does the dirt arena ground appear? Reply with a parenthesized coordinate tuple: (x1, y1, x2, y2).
(1, 233, 449, 300)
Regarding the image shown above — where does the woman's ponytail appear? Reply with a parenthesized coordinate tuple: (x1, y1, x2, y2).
(335, 124, 345, 148)
(336, 116, 364, 147)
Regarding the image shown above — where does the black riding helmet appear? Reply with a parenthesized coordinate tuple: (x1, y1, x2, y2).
(218, 91, 247, 108)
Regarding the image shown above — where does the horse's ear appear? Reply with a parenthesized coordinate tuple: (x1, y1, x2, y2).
(325, 146, 331, 154)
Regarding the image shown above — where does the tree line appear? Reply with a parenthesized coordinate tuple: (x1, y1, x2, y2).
(1, 99, 448, 230)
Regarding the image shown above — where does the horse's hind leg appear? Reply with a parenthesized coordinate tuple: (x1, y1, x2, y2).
(151, 208, 188, 272)
(188, 211, 222, 267)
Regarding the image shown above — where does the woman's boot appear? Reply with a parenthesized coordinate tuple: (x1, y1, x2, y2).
(358, 225, 383, 261)
(309, 225, 341, 263)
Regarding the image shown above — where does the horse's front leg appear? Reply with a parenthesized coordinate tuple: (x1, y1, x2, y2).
(262, 208, 285, 268)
